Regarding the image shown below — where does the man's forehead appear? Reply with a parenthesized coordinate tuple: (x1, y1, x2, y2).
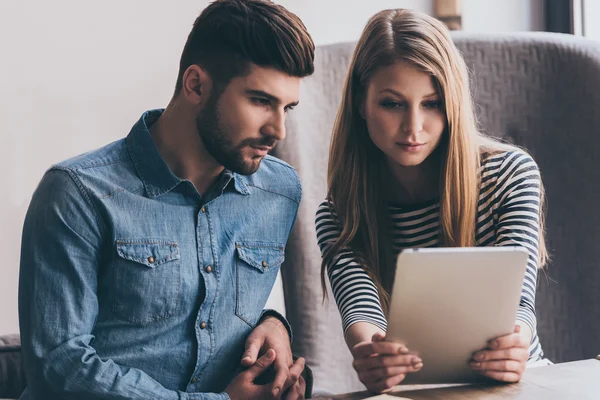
(240, 65, 301, 103)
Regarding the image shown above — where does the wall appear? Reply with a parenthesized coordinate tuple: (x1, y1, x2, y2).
(583, 0, 600, 40)
(462, 0, 545, 32)
(0, 0, 544, 335)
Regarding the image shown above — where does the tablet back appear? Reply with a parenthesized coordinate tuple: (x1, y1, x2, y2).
(386, 247, 528, 384)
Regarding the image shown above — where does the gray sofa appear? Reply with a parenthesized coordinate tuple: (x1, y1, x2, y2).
(277, 32, 600, 393)
(0, 334, 24, 399)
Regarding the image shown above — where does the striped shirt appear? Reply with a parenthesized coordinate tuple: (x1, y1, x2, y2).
(316, 150, 543, 361)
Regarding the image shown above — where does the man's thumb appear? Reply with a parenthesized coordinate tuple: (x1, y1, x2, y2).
(241, 340, 261, 366)
(246, 349, 276, 378)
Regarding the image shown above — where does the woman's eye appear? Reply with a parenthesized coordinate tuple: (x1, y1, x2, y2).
(423, 100, 442, 109)
(380, 101, 404, 109)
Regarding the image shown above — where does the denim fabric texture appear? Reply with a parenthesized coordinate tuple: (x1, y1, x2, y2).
(18, 110, 301, 400)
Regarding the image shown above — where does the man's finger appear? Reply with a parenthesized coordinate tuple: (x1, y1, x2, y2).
(271, 354, 299, 397)
(277, 357, 305, 396)
(245, 349, 277, 379)
(297, 375, 306, 399)
(284, 375, 306, 400)
(241, 334, 263, 366)
(285, 357, 305, 385)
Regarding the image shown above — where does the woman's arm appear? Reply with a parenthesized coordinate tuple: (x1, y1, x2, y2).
(471, 151, 544, 382)
(345, 322, 386, 350)
(494, 151, 543, 353)
(315, 201, 388, 340)
(316, 201, 421, 393)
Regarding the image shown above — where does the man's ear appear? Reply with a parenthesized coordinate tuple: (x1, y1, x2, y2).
(181, 65, 213, 106)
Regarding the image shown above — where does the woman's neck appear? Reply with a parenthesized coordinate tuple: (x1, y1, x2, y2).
(386, 152, 442, 206)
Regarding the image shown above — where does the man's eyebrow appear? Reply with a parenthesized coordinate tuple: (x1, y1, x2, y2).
(246, 89, 280, 102)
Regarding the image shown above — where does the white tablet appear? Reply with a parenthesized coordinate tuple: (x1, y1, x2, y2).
(386, 247, 528, 384)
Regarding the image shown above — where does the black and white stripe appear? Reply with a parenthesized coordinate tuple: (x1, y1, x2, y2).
(316, 150, 543, 361)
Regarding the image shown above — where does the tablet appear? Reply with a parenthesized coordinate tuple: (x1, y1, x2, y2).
(386, 246, 528, 384)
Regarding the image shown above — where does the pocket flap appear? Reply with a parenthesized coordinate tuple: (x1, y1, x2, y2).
(116, 239, 180, 268)
(235, 242, 285, 271)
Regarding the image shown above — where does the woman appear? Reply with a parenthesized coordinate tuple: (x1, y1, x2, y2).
(315, 8, 548, 394)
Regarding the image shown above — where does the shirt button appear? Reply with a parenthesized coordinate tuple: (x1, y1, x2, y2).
(200, 322, 207, 329)
(191, 377, 197, 383)
(205, 265, 212, 273)
(148, 256, 155, 264)
(201, 206, 207, 213)
(262, 261, 268, 268)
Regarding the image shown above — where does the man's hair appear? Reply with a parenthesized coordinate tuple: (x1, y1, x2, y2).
(175, 0, 315, 94)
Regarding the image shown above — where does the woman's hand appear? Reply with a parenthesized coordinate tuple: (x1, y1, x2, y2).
(470, 325, 530, 382)
(350, 332, 423, 393)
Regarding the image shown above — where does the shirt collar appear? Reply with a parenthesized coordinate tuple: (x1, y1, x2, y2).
(126, 109, 249, 198)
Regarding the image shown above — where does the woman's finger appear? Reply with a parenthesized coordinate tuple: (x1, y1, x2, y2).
(359, 363, 422, 383)
(351, 340, 409, 359)
(471, 359, 524, 374)
(353, 353, 421, 372)
(488, 333, 528, 350)
(369, 373, 406, 393)
(477, 369, 522, 383)
(473, 347, 529, 363)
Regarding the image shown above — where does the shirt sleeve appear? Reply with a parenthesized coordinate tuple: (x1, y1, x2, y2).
(493, 151, 543, 359)
(315, 200, 387, 333)
(19, 168, 227, 400)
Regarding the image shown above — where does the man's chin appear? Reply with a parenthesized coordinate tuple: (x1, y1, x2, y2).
(229, 157, 263, 176)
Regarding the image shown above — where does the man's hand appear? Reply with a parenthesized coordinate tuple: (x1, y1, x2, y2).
(226, 349, 278, 400)
(241, 316, 305, 398)
(470, 325, 530, 382)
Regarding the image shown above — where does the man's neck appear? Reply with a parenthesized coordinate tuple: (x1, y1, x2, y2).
(149, 100, 223, 196)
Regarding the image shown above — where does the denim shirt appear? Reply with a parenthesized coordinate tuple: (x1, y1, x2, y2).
(18, 110, 301, 400)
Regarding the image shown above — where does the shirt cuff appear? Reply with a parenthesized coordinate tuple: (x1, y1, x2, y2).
(183, 392, 230, 400)
(260, 309, 293, 343)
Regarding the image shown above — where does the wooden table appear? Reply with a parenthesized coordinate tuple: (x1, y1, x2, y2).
(319, 358, 600, 399)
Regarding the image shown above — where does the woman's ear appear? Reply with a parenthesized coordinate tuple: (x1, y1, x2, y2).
(357, 93, 366, 119)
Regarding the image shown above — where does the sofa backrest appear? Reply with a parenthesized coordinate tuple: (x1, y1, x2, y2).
(275, 32, 600, 393)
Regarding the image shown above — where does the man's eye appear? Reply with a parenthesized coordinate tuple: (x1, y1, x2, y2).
(252, 98, 270, 107)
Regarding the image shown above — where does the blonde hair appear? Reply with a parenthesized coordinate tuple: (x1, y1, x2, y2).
(321, 9, 547, 312)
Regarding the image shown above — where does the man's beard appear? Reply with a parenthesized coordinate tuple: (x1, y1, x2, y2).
(196, 94, 275, 175)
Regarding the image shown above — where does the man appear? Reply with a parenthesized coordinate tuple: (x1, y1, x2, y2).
(18, 1, 315, 399)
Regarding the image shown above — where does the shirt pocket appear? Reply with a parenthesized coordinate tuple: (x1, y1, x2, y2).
(235, 241, 285, 327)
(112, 239, 181, 326)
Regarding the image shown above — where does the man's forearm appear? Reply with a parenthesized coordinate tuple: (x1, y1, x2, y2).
(23, 339, 229, 400)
